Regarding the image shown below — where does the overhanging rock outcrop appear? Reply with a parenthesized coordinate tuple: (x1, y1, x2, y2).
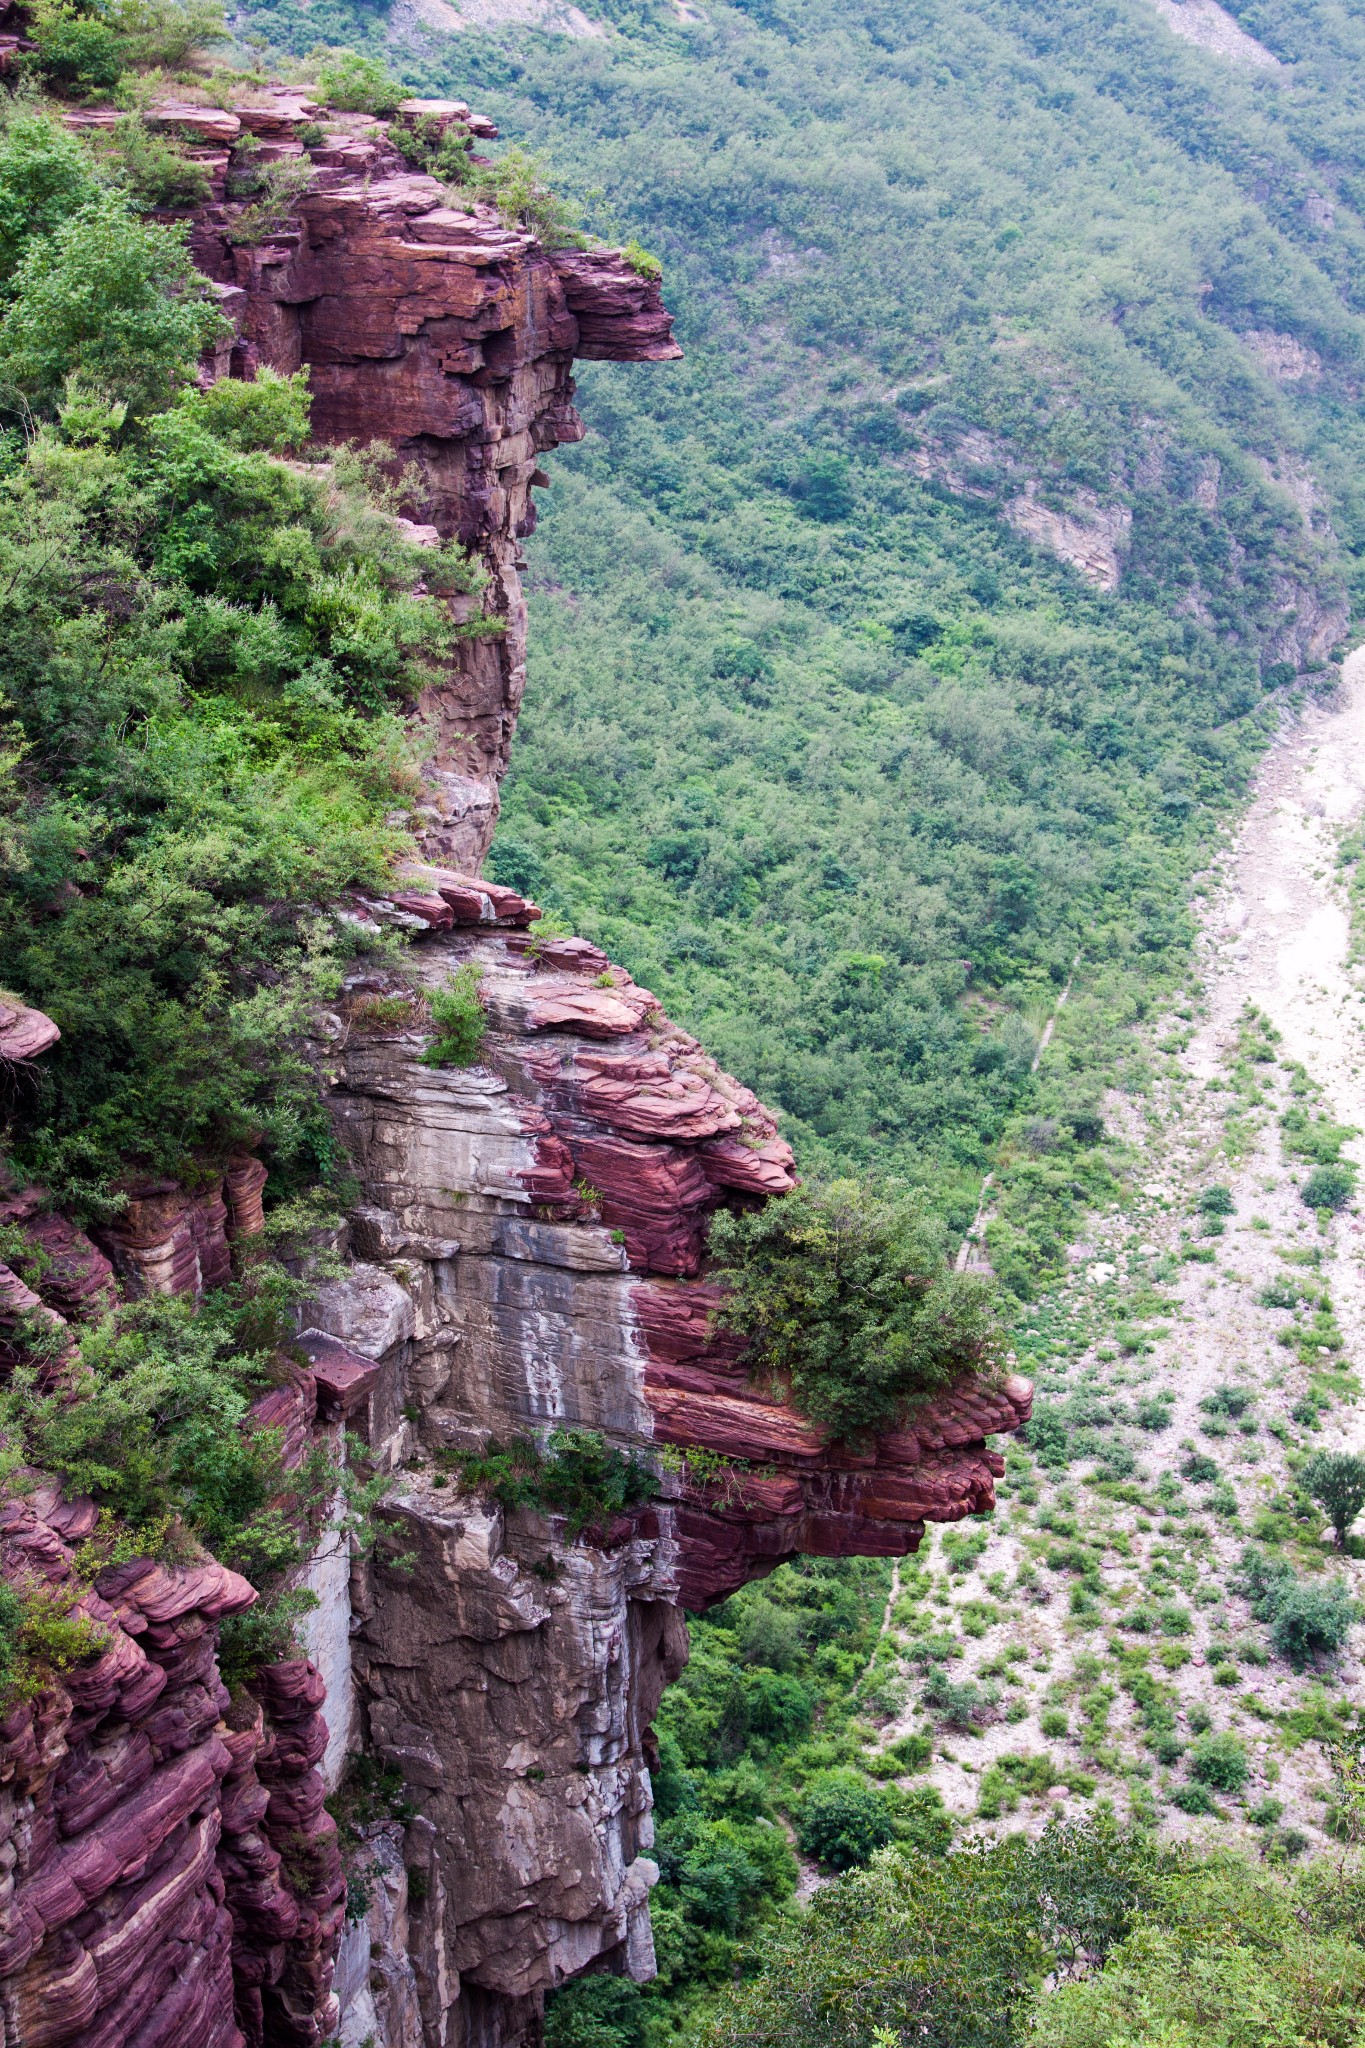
(330, 888, 1033, 1610)
(320, 882, 1030, 2038)
(175, 90, 680, 875)
(0, 89, 1030, 2048)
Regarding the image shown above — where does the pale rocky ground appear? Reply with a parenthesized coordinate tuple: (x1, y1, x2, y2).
(1147, 0, 1284, 71)
(865, 648, 1365, 1858)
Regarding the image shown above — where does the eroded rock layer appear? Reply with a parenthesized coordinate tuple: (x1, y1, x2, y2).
(0, 1491, 343, 2048)
(0, 89, 1030, 2048)
(308, 881, 1029, 2034)
(179, 90, 679, 872)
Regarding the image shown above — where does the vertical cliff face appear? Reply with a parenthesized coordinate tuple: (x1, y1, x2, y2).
(313, 899, 1029, 2047)
(181, 90, 680, 874)
(0, 92, 1031, 2048)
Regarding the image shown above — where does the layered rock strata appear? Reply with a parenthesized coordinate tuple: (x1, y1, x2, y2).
(0, 88, 1032, 2048)
(150, 88, 680, 872)
(307, 876, 1030, 2041)
(0, 1489, 343, 2048)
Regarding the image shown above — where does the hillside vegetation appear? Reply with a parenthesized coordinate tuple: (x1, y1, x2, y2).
(237, 0, 1364, 1288)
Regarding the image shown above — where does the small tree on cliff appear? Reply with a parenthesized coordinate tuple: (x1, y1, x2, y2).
(1301, 1450, 1365, 1548)
(708, 1179, 1002, 1442)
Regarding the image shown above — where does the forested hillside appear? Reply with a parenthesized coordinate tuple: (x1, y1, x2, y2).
(234, 0, 1365, 1268)
(0, 0, 1359, 2041)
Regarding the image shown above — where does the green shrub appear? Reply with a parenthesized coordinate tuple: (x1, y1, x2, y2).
(103, 114, 211, 212)
(744, 1668, 813, 1741)
(941, 1524, 989, 1574)
(738, 1595, 803, 1672)
(1134, 1397, 1173, 1431)
(703, 1821, 1158, 2048)
(545, 1975, 646, 2048)
(111, 0, 225, 69)
(0, 193, 226, 412)
(1300, 1450, 1365, 1545)
(0, 1285, 339, 1590)
(0, 112, 101, 286)
(217, 1584, 321, 1687)
(621, 237, 662, 280)
(226, 155, 316, 247)
(892, 1780, 953, 1854)
(922, 1665, 1000, 1728)
(709, 1178, 1001, 1441)
(1169, 1781, 1216, 1815)
(865, 1731, 932, 1777)
(1024, 1404, 1070, 1465)
(314, 47, 405, 116)
(1237, 1547, 1358, 1668)
(1303, 1164, 1355, 1212)
(1188, 1732, 1248, 1793)
(1033, 1853, 1365, 2047)
(26, 0, 123, 93)
(0, 1578, 109, 1702)
(439, 1428, 659, 1536)
(797, 1779, 896, 1870)
(1201, 1384, 1252, 1418)
(177, 365, 312, 451)
(421, 965, 487, 1068)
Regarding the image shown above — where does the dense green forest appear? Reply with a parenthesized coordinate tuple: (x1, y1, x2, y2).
(202, 3, 1365, 2044)
(233, 0, 1365, 1284)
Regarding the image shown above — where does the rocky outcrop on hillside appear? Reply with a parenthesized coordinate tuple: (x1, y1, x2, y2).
(0, 1489, 343, 2048)
(309, 874, 1030, 2040)
(0, 90, 1030, 2048)
(157, 88, 678, 874)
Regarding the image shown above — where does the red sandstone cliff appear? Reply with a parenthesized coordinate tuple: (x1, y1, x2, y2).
(0, 86, 1031, 2048)
(0, 1490, 343, 2048)
(129, 87, 682, 872)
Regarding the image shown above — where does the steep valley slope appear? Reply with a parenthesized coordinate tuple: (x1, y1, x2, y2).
(2, 1, 1365, 2045)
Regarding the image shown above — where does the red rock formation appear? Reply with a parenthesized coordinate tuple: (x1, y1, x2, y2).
(0, 87, 1033, 2047)
(0, 1490, 343, 2048)
(89, 1175, 230, 1298)
(334, 884, 1032, 1611)
(0, 1186, 117, 1323)
(133, 91, 683, 873)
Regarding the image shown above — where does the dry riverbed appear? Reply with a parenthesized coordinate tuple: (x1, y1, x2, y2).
(864, 648, 1365, 1858)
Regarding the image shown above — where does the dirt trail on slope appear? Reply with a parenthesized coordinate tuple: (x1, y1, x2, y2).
(869, 651, 1365, 1854)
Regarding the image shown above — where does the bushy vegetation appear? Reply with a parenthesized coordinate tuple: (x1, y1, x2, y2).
(697, 1834, 1365, 2048)
(797, 1778, 896, 1870)
(0, 68, 432, 1684)
(1033, 1853, 1365, 2048)
(421, 964, 487, 1067)
(1238, 1547, 1358, 1669)
(0, 1576, 109, 1702)
(709, 1179, 1000, 1439)
(0, 1253, 374, 1688)
(0, 103, 491, 1213)
(220, 0, 1365, 1291)
(704, 1818, 1161, 2048)
(1301, 1450, 1365, 1547)
(623, 1557, 900, 2031)
(437, 1427, 659, 1535)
